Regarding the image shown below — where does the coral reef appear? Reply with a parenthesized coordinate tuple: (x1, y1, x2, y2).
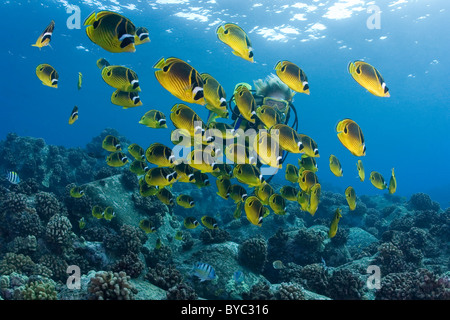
(376, 269, 449, 300)
(0, 132, 448, 301)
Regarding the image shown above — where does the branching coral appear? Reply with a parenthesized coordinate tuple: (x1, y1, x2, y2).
(0, 252, 35, 276)
(110, 252, 144, 278)
(34, 192, 61, 221)
(327, 269, 364, 300)
(88, 271, 137, 300)
(241, 281, 274, 300)
(45, 214, 73, 247)
(145, 263, 184, 290)
(274, 282, 306, 300)
(238, 236, 267, 273)
(376, 269, 449, 300)
(166, 282, 198, 300)
(199, 228, 231, 244)
(21, 277, 58, 300)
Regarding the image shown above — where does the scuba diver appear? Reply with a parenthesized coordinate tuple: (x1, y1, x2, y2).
(226, 74, 299, 181)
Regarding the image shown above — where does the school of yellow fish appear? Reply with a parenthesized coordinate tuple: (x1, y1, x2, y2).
(33, 11, 396, 240)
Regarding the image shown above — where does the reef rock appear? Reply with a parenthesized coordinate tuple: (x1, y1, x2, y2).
(346, 227, 378, 256)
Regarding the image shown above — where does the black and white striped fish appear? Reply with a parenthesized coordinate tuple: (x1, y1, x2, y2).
(6, 171, 20, 184)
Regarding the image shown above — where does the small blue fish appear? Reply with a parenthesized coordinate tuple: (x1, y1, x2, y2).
(234, 270, 244, 284)
(6, 171, 20, 184)
(192, 262, 216, 282)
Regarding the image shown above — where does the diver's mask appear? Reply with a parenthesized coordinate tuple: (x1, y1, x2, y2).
(263, 97, 290, 116)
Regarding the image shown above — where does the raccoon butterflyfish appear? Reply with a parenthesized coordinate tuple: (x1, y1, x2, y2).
(128, 143, 145, 161)
(256, 105, 282, 129)
(233, 164, 264, 187)
(106, 151, 128, 167)
(174, 230, 184, 241)
(145, 167, 177, 187)
(70, 186, 84, 198)
(274, 60, 309, 94)
(253, 131, 283, 169)
(92, 205, 104, 219)
(244, 196, 268, 227)
(357, 159, 365, 182)
(280, 186, 298, 201)
(299, 155, 318, 173)
(176, 194, 195, 208)
(78, 218, 86, 230)
(102, 66, 140, 92)
(269, 194, 286, 215)
(68, 106, 78, 125)
(285, 164, 299, 183)
(188, 149, 219, 174)
(234, 84, 257, 123)
(370, 171, 387, 190)
(345, 186, 357, 211)
(170, 104, 208, 138)
(103, 206, 115, 221)
(201, 73, 228, 118)
(328, 208, 343, 238)
(216, 175, 231, 200)
(228, 184, 248, 204)
(84, 11, 136, 53)
(193, 170, 210, 188)
(32, 20, 55, 49)
(336, 119, 366, 157)
(111, 90, 142, 109)
(139, 219, 156, 234)
(139, 110, 167, 128)
(77, 72, 82, 90)
(329, 154, 343, 177)
(348, 60, 390, 97)
(96, 58, 110, 70)
(297, 190, 310, 212)
(102, 135, 121, 152)
(156, 187, 175, 206)
(216, 23, 254, 63)
(298, 169, 319, 192)
(184, 217, 199, 229)
(388, 168, 397, 194)
(254, 182, 274, 206)
(36, 64, 58, 88)
(134, 26, 150, 45)
(270, 124, 303, 154)
(201, 215, 219, 230)
(145, 143, 175, 167)
(225, 143, 257, 166)
(299, 134, 319, 157)
(139, 178, 159, 197)
(154, 57, 205, 105)
(307, 183, 321, 216)
(174, 163, 196, 183)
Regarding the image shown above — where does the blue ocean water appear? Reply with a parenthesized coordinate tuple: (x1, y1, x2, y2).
(2, 0, 449, 207)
